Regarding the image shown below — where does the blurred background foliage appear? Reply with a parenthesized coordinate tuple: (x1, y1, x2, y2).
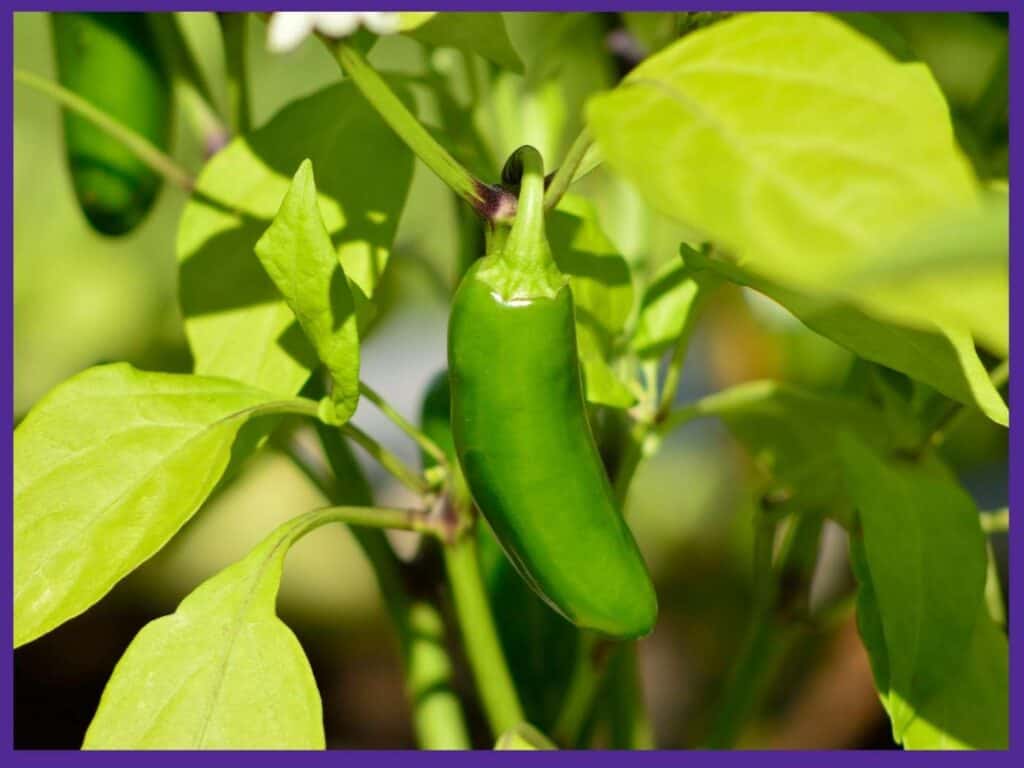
(14, 11, 1007, 749)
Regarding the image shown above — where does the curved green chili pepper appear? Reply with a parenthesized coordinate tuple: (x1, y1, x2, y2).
(420, 370, 578, 729)
(447, 146, 657, 638)
(50, 13, 171, 235)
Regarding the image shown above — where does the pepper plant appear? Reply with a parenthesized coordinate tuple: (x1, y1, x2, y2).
(13, 11, 1008, 750)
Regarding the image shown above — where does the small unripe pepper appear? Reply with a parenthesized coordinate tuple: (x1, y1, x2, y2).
(447, 146, 657, 638)
(50, 13, 171, 236)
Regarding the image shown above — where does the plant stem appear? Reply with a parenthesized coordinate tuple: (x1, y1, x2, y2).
(543, 128, 593, 210)
(15, 68, 194, 191)
(333, 41, 507, 219)
(302, 424, 471, 749)
(342, 422, 431, 495)
(443, 526, 524, 737)
(359, 381, 448, 466)
(218, 12, 251, 135)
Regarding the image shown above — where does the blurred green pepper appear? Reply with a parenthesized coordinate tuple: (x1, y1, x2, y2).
(50, 13, 171, 235)
(447, 145, 657, 639)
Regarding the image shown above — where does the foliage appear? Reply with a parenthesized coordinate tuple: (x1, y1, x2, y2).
(13, 10, 1008, 752)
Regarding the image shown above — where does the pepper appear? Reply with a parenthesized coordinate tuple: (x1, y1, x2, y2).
(420, 370, 578, 730)
(50, 13, 171, 236)
(447, 146, 657, 638)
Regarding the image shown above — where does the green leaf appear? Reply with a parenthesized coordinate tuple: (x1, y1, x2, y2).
(178, 80, 413, 396)
(852, 543, 1008, 750)
(550, 194, 635, 407)
(632, 245, 720, 359)
(699, 381, 893, 512)
(406, 13, 522, 73)
(254, 160, 360, 424)
(840, 434, 999, 748)
(587, 13, 1006, 423)
(84, 512, 330, 749)
(14, 364, 313, 647)
(495, 722, 557, 751)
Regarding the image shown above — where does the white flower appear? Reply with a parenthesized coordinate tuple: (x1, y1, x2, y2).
(267, 11, 400, 53)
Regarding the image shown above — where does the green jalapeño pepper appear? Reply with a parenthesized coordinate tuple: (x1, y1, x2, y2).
(448, 146, 657, 639)
(51, 13, 171, 236)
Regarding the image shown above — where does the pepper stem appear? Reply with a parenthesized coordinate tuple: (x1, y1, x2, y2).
(503, 145, 547, 263)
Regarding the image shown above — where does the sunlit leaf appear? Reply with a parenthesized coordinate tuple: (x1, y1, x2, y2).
(254, 160, 360, 423)
(84, 513, 328, 749)
(14, 364, 310, 647)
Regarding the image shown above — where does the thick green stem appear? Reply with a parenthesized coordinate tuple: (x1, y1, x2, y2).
(15, 68, 194, 190)
(334, 41, 504, 218)
(218, 12, 251, 135)
(443, 530, 524, 737)
(359, 381, 447, 466)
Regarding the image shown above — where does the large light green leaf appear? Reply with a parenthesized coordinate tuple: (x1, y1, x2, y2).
(588, 12, 976, 283)
(406, 12, 522, 72)
(84, 512, 329, 749)
(586, 13, 1007, 423)
(14, 364, 313, 647)
(254, 160, 360, 424)
(841, 434, 999, 748)
(178, 80, 413, 396)
(631, 245, 721, 359)
(550, 194, 635, 407)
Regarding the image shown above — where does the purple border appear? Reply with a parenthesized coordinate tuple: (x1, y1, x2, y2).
(3, 0, 1018, 762)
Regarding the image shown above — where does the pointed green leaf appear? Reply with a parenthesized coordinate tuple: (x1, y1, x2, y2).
(406, 13, 522, 72)
(550, 194, 635, 407)
(255, 160, 360, 424)
(178, 80, 413, 396)
(84, 512, 330, 749)
(14, 364, 313, 647)
(840, 434, 997, 747)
